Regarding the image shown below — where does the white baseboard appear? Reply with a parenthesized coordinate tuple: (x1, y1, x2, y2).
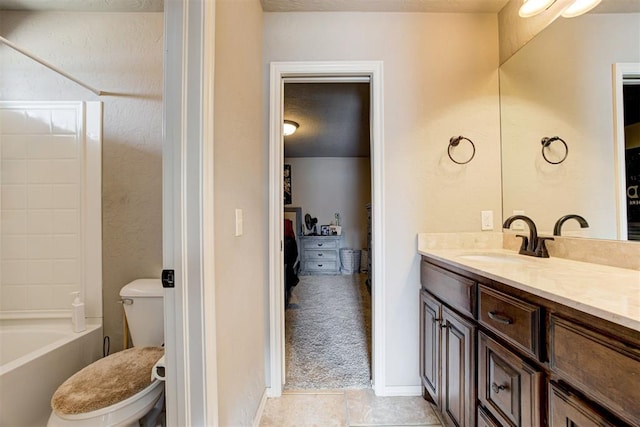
(252, 388, 269, 427)
(378, 385, 422, 396)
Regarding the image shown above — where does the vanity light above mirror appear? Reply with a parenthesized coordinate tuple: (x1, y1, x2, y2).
(518, 0, 602, 18)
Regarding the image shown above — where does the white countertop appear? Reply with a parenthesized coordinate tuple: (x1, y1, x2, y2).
(418, 247, 640, 332)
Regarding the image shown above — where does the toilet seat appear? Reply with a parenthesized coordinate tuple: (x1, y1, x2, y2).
(48, 347, 165, 427)
(48, 380, 164, 427)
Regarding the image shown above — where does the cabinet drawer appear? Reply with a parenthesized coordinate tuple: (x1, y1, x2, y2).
(303, 239, 338, 249)
(478, 285, 540, 359)
(478, 332, 542, 427)
(304, 249, 337, 260)
(304, 261, 338, 273)
(549, 382, 617, 427)
(477, 406, 500, 427)
(420, 260, 475, 317)
(550, 316, 640, 425)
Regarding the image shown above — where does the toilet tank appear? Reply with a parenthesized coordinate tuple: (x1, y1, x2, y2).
(120, 279, 164, 347)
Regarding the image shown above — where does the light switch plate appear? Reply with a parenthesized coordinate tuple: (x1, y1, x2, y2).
(481, 210, 494, 230)
(235, 209, 243, 236)
(512, 210, 525, 231)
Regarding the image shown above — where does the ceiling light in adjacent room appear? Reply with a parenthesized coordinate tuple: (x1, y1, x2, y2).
(518, 0, 556, 17)
(283, 120, 299, 136)
(561, 0, 602, 17)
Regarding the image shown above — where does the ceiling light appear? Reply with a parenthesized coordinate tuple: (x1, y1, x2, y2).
(283, 120, 299, 136)
(561, 0, 602, 17)
(518, 0, 556, 17)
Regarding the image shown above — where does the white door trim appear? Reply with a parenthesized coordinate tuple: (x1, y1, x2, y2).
(267, 61, 386, 397)
(163, 1, 218, 425)
(612, 62, 640, 240)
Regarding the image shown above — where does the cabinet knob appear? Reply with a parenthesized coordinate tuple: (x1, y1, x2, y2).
(317, 243, 323, 247)
(440, 322, 448, 329)
(318, 253, 323, 257)
(491, 383, 507, 394)
(317, 264, 323, 267)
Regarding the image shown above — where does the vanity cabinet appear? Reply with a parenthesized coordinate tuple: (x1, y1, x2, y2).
(420, 255, 640, 427)
(299, 235, 342, 275)
(420, 262, 476, 427)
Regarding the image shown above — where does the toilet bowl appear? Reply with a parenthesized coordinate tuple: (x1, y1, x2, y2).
(48, 279, 165, 427)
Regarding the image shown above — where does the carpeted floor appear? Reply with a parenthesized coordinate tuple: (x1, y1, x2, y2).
(284, 273, 372, 390)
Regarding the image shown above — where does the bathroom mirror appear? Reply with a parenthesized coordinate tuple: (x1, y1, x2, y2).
(500, 10, 640, 240)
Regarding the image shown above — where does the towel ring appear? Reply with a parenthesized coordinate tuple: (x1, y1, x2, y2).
(448, 136, 476, 165)
(541, 136, 568, 164)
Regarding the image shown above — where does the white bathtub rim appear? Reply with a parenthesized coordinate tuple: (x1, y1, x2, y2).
(0, 318, 102, 376)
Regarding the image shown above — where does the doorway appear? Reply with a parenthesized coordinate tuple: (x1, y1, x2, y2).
(283, 81, 372, 389)
(268, 61, 386, 397)
(614, 63, 640, 240)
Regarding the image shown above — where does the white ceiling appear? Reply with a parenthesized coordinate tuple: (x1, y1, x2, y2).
(261, 0, 510, 13)
(0, 0, 163, 11)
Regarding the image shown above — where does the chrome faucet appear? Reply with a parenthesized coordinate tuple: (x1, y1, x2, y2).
(553, 214, 589, 236)
(503, 215, 553, 258)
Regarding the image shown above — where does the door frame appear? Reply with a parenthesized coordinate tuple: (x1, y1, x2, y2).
(613, 63, 640, 240)
(163, 1, 218, 425)
(267, 61, 386, 397)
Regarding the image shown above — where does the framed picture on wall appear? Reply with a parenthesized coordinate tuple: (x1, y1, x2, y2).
(284, 164, 292, 205)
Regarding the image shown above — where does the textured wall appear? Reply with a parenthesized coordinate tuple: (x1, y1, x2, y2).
(264, 12, 501, 389)
(213, 0, 267, 425)
(0, 12, 164, 351)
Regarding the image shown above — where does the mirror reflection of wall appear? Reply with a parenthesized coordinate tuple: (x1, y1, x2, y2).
(500, 12, 640, 240)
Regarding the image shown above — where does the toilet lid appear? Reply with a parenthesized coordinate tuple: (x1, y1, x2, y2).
(51, 346, 164, 415)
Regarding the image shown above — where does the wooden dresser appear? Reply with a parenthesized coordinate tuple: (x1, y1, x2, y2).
(299, 235, 342, 275)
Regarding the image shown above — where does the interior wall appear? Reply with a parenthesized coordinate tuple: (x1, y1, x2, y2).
(0, 12, 163, 351)
(213, 0, 267, 424)
(285, 157, 371, 249)
(264, 12, 501, 389)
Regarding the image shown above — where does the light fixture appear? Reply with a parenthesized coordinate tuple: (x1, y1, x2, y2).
(518, 0, 556, 17)
(283, 120, 299, 136)
(561, 0, 601, 17)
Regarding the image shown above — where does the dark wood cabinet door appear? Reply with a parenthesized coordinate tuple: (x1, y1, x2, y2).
(478, 332, 542, 427)
(441, 306, 476, 427)
(420, 290, 441, 404)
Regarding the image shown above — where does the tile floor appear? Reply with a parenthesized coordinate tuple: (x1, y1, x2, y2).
(259, 388, 444, 427)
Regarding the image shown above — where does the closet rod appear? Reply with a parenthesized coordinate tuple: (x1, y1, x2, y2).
(0, 35, 104, 96)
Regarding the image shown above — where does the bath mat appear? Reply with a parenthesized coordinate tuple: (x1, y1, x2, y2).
(51, 346, 164, 415)
(285, 274, 372, 390)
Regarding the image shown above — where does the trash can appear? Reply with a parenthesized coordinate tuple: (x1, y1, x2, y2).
(340, 248, 361, 274)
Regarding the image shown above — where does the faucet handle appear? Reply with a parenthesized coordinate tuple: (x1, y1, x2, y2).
(535, 237, 554, 258)
(515, 234, 529, 253)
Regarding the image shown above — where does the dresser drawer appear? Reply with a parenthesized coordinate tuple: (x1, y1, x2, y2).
(304, 249, 337, 260)
(478, 285, 541, 359)
(304, 260, 338, 273)
(303, 239, 339, 249)
(478, 332, 542, 427)
(549, 316, 640, 425)
(420, 260, 475, 317)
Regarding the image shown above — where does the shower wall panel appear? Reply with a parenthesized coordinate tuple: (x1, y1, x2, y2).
(0, 102, 102, 317)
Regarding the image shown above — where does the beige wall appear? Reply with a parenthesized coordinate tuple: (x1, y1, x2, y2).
(285, 157, 371, 249)
(0, 12, 163, 352)
(214, 0, 267, 424)
(264, 12, 501, 388)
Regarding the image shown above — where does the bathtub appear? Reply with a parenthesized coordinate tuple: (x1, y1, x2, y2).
(0, 318, 103, 427)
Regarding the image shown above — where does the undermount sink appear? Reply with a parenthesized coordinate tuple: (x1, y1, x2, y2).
(456, 252, 527, 264)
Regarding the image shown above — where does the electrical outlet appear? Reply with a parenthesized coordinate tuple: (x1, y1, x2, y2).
(235, 209, 243, 236)
(512, 210, 525, 231)
(481, 210, 494, 230)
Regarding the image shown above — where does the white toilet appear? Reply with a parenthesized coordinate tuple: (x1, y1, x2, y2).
(48, 279, 165, 427)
